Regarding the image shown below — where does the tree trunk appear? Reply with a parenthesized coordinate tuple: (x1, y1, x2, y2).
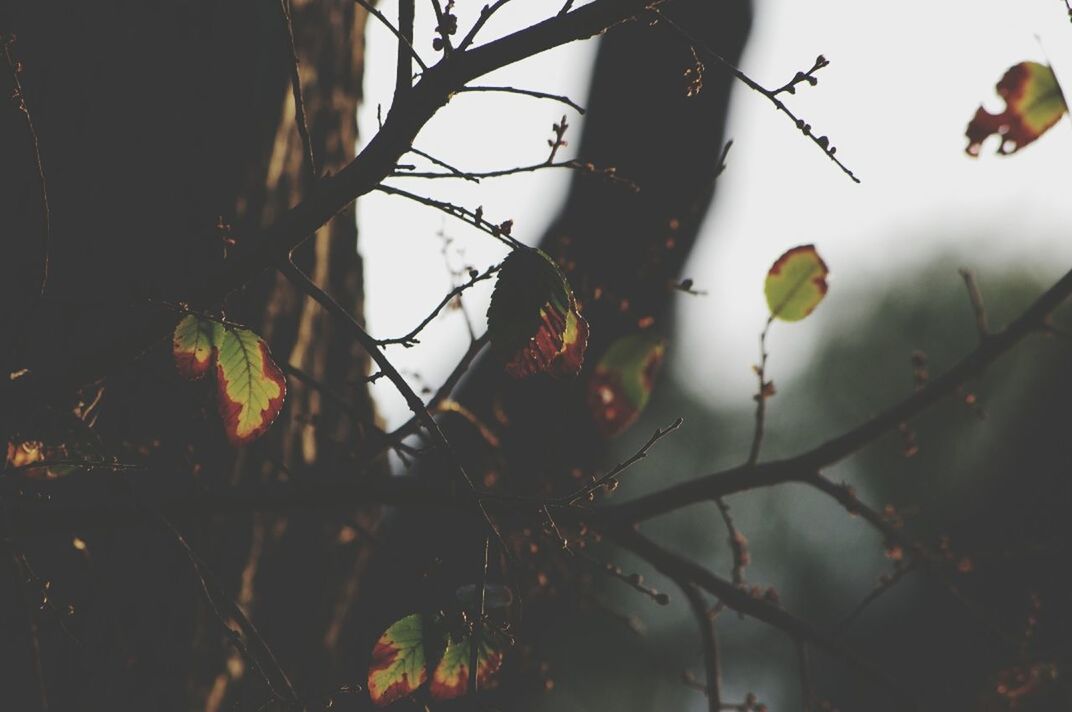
(0, 2, 376, 709)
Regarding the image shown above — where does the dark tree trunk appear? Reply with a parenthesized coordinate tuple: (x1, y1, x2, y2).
(0, 2, 376, 709)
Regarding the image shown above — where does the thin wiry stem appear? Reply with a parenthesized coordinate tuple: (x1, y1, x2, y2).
(746, 316, 774, 465)
(279, 0, 317, 180)
(680, 583, 723, 712)
(454, 84, 585, 113)
(652, 8, 860, 183)
(377, 263, 501, 346)
(457, 0, 514, 51)
(375, 183, 522, 248)
(352, 0, 429, 71)
(275, 258, 510, 555)
(3, 38, 51, 296)
(392, 158, 637, 191)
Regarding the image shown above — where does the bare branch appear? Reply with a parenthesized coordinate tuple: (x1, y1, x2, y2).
(279, 0, 317, 180)
(616, 528, 916, 710)
(352, 0, 429, 72)
(651, 8, 859, 183)
(454, 84, 585, 113)
(3, 35, 51, 296)
(377, 263, 501, 346)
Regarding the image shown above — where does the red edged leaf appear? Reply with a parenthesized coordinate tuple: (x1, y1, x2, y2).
(764, 245, 829, 322)
(173, 314, 216, 380)
(587, 332, 666, 437)
(428, 624, 505, 701)
(487, 248, 589, 379)
(212, 324, 286, 445)
(966, 61, 1067, 156)
(368, 614, 427, 707)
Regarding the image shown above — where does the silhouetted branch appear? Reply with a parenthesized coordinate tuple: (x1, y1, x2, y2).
(454, 85, 585, 113)
(616, 528, 916, 710)
(651, 8, 859, 183)
(3, 35, 50, 296)
(279, 0, 317, 180)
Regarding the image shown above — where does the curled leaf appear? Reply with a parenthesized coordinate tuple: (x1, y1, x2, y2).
(429, 624, 505, 701)
(587, 332, 666, 437)
(966, 61, 1067, 156)
(173, 314, 216, 380)
(368, 614, 428, 707)
(487, 248, 588, 378)
(764, 245, 829, 322)
(212, 324, 286, 445)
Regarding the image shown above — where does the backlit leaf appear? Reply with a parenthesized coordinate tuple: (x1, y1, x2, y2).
(966, 61, 1067, 156)
(764, 245, 829, 322)
(487, 248, 588, 378)
(428, 624, 505, 701)
(173, 314, 215, 380)
(587, 333, 666, 437)
(212, 323, 286, 445)
(368, 614, 427, 707)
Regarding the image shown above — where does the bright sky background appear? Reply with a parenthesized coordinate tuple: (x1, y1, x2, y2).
(357, 0, 1072, 428)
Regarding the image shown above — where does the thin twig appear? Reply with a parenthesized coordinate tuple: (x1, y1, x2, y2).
(3, 37, 51, 295)
(275, 258, 510, 554)
(616, 528, 916, 710)
(151, 506, 305, 709)
(405, 146, 479, 182)
(651, 8, 860, 183)
(458, 0, 514, 51)
(455, 84, 585, 114)
(430, 0, 454, 54)
(559, 418, 683, 506)
(714, 498, 747, 586)
(746, 316, 774, 465)
(833, 561, 917, 637)
(680, 583, 723, 712)
(392, 158, 637, 190)
(959, 268, 990, 340)
(377, 263, 501, 346)
(352, 0, 429, 71)
(468, 535, 490, 696)
(279, 0, 317, 180)
(375, 183, 521, 248)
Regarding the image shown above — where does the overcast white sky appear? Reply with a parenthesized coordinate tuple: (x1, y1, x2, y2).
(357, 0, 1072, 428)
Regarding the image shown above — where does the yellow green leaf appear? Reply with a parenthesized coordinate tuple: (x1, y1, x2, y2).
(428, 624, 505, 701)
(764, 245, 829, 322)
(368, 614, 427, 707)
(966, 61, 1067, 156)
(172, 314, 215, 380)
(212, 323, 286, 445)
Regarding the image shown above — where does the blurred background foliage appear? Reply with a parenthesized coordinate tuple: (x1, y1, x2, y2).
(523, 256, 1072, 711)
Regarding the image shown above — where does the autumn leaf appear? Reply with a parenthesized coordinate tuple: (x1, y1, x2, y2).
(172, 314, 216, 380)
(487, 248, 588, 378)
(368, 614, 428, 707)
(764, 245, 829, 322)
(966, 61, 1067, 156)
(428, 624, 505, 701)
(587, 332, 666, 437)
(212, 323, 286, 445)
